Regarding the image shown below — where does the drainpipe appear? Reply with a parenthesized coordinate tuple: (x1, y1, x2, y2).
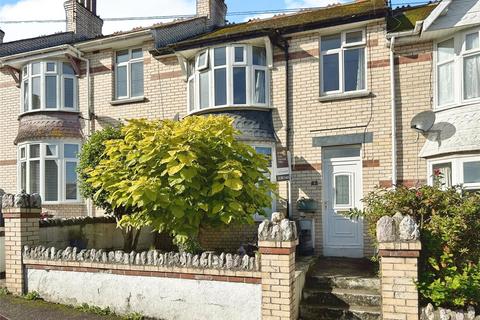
(70, 46, 93, 216)
(390, 36, 397, 188)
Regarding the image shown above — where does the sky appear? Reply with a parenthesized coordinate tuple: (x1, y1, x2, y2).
(0, 0, 427, 42)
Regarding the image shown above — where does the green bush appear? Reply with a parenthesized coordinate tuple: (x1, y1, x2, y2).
(353, 184, 480, 308)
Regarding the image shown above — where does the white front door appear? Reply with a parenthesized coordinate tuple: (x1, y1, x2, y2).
(322, 146, 363, 258)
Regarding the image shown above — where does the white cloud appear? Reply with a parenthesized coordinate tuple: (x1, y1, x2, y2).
(0, 0, 195, 42)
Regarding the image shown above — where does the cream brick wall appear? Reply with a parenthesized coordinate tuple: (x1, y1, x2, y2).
(0, 19, 434, 255)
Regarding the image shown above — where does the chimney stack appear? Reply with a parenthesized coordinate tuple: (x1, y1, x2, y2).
(64, 0, 103, 38)
(0, 29, 5, 44)
(196, 0, 227, 29)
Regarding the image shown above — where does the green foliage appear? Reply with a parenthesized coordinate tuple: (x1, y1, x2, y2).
(83, 116, 276, 246)
(75, 303, 113, 316)
(0, 287, 9, 296)
(122, 312, 145, 320)
(78, 125, 124, 216)
(351, 184, 480, 308)
(24, 291, 41, 301)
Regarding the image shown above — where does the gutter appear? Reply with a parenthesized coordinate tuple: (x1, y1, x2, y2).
(390, 36, 397, 188)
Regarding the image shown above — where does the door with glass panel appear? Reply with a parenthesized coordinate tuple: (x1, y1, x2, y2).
(322, 146, 363, 258)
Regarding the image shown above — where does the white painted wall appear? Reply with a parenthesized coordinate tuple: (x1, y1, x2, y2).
(27, 269, 261, 320)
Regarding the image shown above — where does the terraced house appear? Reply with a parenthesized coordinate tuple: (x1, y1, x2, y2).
(0, 0, 479, 262)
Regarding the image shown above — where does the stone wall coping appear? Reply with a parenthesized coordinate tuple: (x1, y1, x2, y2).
(258, 239, 299, 249)
(39, 216, 116, 228)
(378, 241, 421, 251)
(23, 259, 262, 280)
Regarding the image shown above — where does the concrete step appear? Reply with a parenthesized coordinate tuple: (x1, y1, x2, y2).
(308, 275, 380, 291)
(302, 287, 381, 307)
(299, 304, 381, 320)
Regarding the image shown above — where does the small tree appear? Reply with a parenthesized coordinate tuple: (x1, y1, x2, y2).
(83, 116, 276, 249)
(78, 125, 143, 251)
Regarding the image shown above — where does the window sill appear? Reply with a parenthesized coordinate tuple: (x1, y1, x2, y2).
(318, 91, 372, 103)
(188, 105, 273, 116)
(110, 96, 146, 106)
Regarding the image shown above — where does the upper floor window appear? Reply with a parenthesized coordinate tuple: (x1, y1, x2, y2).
(115, 48, 144, 100)
(320, 30, 366, 95)
(436, 28, 480, 108)
(187, 45, 269, 113)
(21, 61, 77, 113)
(18, 141, 81, 203)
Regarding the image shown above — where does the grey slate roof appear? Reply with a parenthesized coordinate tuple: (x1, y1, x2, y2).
(0, 32, 91, 58)
(152, 17, 209, 50)
(420, 104, 480, 158)
(206, 109, 276, 142)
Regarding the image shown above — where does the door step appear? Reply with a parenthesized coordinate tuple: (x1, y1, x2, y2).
(300, 304, 381, 320)
(302, 287, 381, 307)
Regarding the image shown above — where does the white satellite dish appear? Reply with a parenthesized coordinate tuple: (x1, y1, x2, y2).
(410, 111, 436, 133)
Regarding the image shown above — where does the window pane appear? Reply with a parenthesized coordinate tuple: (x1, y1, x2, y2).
(23, 66, 28, 77)
(130, 62, 144, 97)
(335, 175, 350, 205)
(253, 47, 267, 66)
(131, 48, 143, 59)
(466, 33, 479, 51)
(255, 147, 272, 167)
(45, 160, 58, 201)
(63, 62, 74, 75)
(32, 62, 41, 75)
(20, 162, 26, 191)
(464, 54, 480, 100)
(45, 75, 57, 109)
(438, 38, 454, 63)
(64, 144, 79, 158)
(464, 161, 480, 184)
(214, 47, 226, 66)
(29, 160, 40, 194)
(64, 78, 74, 108)
(188, 78, 195, 111)
(214, 68, 227, 106)
(234, 47, 244, 63)
(198, 51, 207, 68)
(30, 144, 40, 158)
(321, 34, 341, 51)
(116, 65, 128, 98)
(31, 77, 41, 110)
(438, 62, 455, 105)
(432, 163, 452, 187)
(46, 145, 57, 156)
(233, 67, 246, 104)
(323, 53, 339, 92)
(254, 69, 266, 104)
(46, 62, 56, 72)
(199, 71, 209, 109)
(346, 31, 363, 43)
(116, 50, 129, 64)
(23, 80, 29, 112)
(66, 162, 78, 200)
(344, 48, 365, 92)
(20, 148, 26, 159)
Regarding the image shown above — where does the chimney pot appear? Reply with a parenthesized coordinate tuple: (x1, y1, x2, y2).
(64, 0, 103, 37)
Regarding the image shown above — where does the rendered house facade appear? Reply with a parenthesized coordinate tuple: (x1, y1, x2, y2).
(0, 0, 478, 258)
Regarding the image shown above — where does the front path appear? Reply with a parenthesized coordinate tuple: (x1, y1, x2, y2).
(0, 295, 123, 320)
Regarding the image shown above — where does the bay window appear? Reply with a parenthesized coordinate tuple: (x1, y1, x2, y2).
(21, 61, 77, 113)
(187, 45, 269, 112)
(115, 48, 144, 100)
(18, 141, 81, 203)
(436, 28, 480, 108)
(320, 29, 366, 95)
(429, 155, 480, 191)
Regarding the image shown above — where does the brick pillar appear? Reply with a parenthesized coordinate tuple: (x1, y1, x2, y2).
(2, 193, 41, 295)
(258, 214, 298, 320)
(378, 241, 421, 320)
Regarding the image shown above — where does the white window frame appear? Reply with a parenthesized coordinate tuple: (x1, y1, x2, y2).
(434, 27, 480, 110)
(427, 154, 480, 190)
(17, 140, 82, 204)
(187, 44, 270, 114)
(319, 29, 367, 96)
(114, 48, 144, 100)
(252, 143, 277, 221)
(20, 61, 78, 114)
